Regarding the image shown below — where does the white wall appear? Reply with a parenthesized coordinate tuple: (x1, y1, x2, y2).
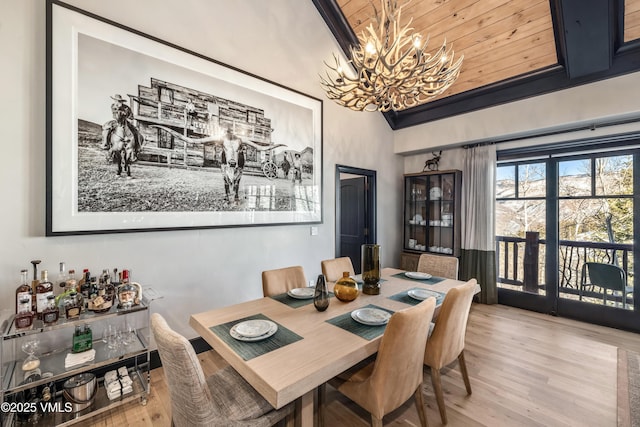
(395, 71, 640, 157)
(0, 0, 400, 337)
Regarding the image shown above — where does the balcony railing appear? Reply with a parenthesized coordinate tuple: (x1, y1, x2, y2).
(496, 232, 634, 306)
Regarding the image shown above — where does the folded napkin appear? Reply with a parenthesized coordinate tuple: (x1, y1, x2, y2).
(64, 349, 96, 368)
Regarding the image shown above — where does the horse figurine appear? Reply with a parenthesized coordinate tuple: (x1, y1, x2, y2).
(423, 151, 442, 171)
(102, 117, 142, 178)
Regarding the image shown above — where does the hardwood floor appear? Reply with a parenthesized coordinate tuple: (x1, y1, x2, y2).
(86, 304, 640, 426)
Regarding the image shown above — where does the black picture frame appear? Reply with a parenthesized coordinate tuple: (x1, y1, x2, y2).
(46, 0, 323, 235)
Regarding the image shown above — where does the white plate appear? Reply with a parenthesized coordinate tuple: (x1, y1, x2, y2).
(351, 308, 391, 326)
(230, 321, 278, 341)
(287, 287, 315, 299)
(408, 289, 440, 301)
(405, 271, 433, 280)
(233, 320, 274, 337)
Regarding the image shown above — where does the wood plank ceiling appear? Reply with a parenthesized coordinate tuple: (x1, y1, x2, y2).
(313, 0, 640, 129)
(336, 0, 558, 100)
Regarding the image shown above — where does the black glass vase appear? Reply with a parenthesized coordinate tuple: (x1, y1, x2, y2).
(313, 274, 329, 312)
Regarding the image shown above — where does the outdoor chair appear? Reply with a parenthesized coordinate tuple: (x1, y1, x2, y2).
(579, 262, 632, 308)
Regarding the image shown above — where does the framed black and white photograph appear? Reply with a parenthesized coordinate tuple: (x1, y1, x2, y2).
(46, 0, 322, 235)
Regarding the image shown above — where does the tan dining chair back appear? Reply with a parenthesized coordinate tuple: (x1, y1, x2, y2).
(424, 279, 477, 424)
(321, 257, 356, 282)
(417, 253, 459, 280)
(151, 313, 294, 427)
(329, 297, 436, 426)
(261, 265, 307, 297)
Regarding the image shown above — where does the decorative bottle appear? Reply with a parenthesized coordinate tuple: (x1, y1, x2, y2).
(35, 270, 54, 319)
(333, 272, 359, 302)
(313, 274, 330, 312)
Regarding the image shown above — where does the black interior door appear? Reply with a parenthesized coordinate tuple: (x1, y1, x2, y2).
(340, 177, 366, 272)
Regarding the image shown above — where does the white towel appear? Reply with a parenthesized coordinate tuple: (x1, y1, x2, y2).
(104, 370, 118, 384)
(64, 349, 96, 368)
(119, 375, 132, 388)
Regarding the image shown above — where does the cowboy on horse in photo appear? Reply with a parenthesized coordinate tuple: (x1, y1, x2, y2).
(101, 94, 143, 163)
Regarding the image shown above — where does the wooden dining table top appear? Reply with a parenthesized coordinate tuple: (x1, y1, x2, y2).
(189, 267, 477, 425)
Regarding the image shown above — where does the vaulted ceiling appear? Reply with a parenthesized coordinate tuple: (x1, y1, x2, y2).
(312, 0, 640, 129)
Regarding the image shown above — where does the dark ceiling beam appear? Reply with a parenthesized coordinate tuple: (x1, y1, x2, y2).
(311, 0, 640, 130)
(553, 0, 616, 78)
(311, 0, 358, 54)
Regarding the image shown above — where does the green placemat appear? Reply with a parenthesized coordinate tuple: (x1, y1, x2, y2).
(392, 272, 445, 285)
(210, 313, 303, 361)
(270, 291, 335, 308)
(388, 288, 445, 306)
(325, 304, 394, 340)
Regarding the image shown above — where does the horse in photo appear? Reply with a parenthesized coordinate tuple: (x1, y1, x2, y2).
(102, 115, 142, 178)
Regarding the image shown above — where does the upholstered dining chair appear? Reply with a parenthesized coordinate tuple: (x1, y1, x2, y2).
(150, 313, 294, 427)
(321, 257, 356, 282)
(423, 279, 477, 424)
(328, 297, 437, 427)
(417, 253, 459, 280)
(261, 265, 307, 297)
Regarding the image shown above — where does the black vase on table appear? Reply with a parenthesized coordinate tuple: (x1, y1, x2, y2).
(362, 244, 381, 295)
(313, 274, 329, 312)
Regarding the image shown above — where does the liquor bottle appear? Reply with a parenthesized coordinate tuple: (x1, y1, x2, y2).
(80, 271, 91, 308)
(77, 268, 89, 293)
(30, 260, 41, 312)
(56, 262, 68, 295)
(35, 270, 54, 319)
(42, 294, 59, 325)
(15, 295, 34, 329)
(67, 269, 77, 291)
(16, 269, 30, 313)
(61, 290, 83, 319)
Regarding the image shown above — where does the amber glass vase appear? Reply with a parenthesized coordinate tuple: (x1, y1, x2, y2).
(362, 244, 381, 295)
(333, 272, 359, 302)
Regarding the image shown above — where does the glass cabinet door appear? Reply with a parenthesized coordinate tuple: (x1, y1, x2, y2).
(404, 175, 428, 251)
(404, 170, 461, 257)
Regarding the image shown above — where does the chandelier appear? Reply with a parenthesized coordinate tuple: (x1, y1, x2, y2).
(320, 0, 463, 113)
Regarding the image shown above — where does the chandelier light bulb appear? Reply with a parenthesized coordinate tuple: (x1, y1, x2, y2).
(319, 0, 463, 112)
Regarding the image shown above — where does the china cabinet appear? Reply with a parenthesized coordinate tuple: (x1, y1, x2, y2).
(403, 170, 462, 266)
(0, 292, 155, 426)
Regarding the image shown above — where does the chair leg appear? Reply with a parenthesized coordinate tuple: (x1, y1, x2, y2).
(430, 368, 447, 424)
(458, 351, 472, 395)
(370, 415, 383, 427)
(414, 384, 429, 427)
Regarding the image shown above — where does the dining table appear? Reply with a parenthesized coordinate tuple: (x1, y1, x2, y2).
(189, 267, 479, 427)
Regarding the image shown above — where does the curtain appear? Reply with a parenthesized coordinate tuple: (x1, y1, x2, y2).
(460, 145, 498, 304)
